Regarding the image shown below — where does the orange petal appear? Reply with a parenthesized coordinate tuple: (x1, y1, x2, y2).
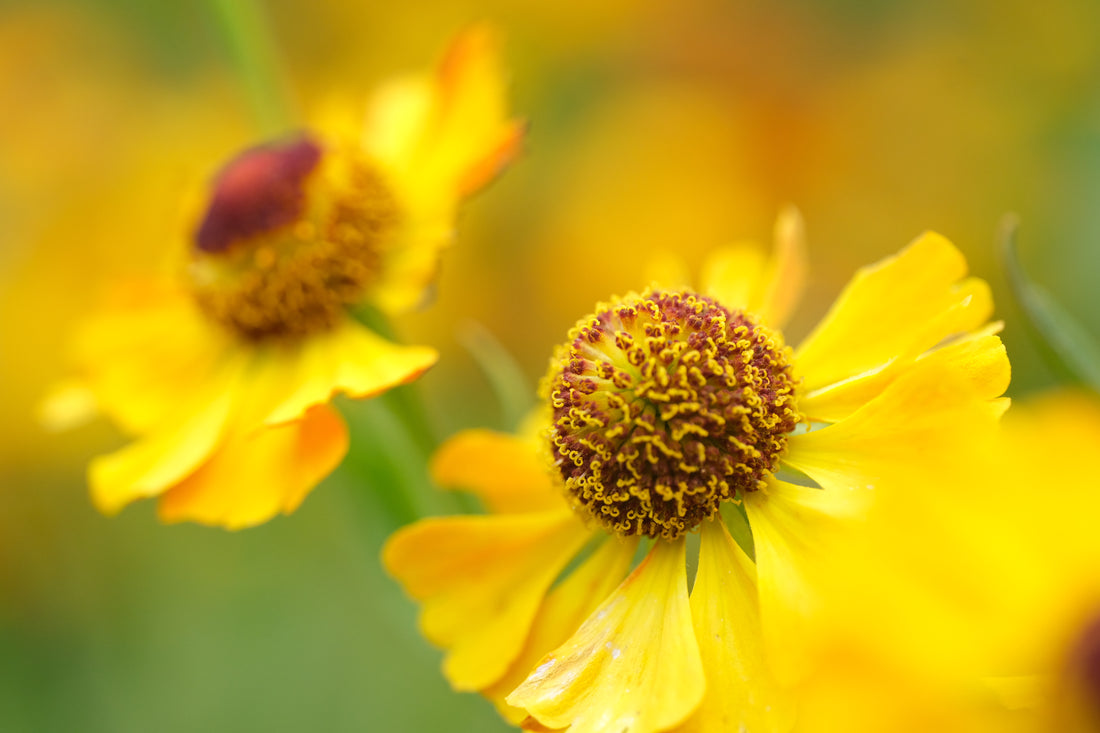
(485, 537, 638, 723)
(786, 349, 1006, 496)
(88, 351, 248, 515)
(508, 539, 704, 733)
(156, 404, 348, 529)
(673, 518, 794, 733)
(430, 429, 565, 514)
(257, 318, 437, 426)
(383, 510, 591, 691)
(795, 233, 993, 404)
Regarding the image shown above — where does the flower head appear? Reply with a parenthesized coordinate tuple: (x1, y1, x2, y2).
(384, 209, 1010, 731)
(45, 26, 522, 529)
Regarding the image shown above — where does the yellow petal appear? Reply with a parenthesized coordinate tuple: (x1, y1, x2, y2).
(258, 318, 437, 426)
(365, 25, 523, 200)
(383, 510, 590, 691)
(507, 539, 704, 733)
(673, 519, 794, 733)
(754, 204, 808, 329)
(700, 240, 767, 314)
(799, 278, 996, 422)
(88, 351, 248, 515)
(643, 250, 692, 293)
(485, 537, 638, 723)
(786, 351, 1005, 496)
(71, 282, 231, 434)
(699, 207, 807, 330)
(743, 479, 867, 683)
(38, 379, 99, 432)
(431, 429, 565, 514)
(156, 404, 348, 529)
(795, 232, 993, 401)
(363, 26, 522, 315)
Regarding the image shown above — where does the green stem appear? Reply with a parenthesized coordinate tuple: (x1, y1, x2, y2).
(206, 0, 296, 135)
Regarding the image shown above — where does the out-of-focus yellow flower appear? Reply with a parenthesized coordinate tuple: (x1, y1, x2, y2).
(790, 390, 1100, 733)
(45, 26, 523, 529)
(384, 210, 1009, 731)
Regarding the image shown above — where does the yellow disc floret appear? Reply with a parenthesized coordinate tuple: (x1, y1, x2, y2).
(544, 290, 801, 540)
(188, 135, 398, 340)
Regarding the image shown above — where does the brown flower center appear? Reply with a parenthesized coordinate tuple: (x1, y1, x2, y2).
(188, 134, 398, 340)
(545, 290, 801, 540)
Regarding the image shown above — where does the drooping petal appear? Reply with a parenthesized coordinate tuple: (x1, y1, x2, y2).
(156, 404, 348, 529)
(256, 318, 437, 426)
(743, 478, 869, 682)
(794, 232, 993, 406)
(383, 510, 591, 691)
(485, 537, 638, 723)
(507, 539, 705, 733)
(673, 518, 794, 733)
(431, 429, 565, 514)
(88, 350, 249, 515)
(785, 351, 1007, 496)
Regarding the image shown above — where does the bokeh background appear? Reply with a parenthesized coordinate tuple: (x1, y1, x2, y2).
(2, 0, 1099, 730)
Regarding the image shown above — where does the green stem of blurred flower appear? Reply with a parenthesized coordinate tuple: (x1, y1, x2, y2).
(206, 0, 296, 136)
(459, 321, 534, 432)
(342, 304, 459, 525)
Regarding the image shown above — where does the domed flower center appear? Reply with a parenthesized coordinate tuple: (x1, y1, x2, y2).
(545, 290, 801, 540)
(188, 134, 398, 340)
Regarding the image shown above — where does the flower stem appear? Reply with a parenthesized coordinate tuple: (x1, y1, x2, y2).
(206, 0, 296, 135)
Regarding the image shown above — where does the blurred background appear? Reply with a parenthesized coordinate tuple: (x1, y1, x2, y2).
(2, 0, 1099, 730)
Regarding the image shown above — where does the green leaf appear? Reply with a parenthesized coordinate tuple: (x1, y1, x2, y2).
(459, 321, 534, 431)
(999, 216, 1100, 392)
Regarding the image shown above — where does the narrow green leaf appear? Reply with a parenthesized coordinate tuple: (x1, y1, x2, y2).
(459, 321, 534, 431)
(999, 215, 1100, 391)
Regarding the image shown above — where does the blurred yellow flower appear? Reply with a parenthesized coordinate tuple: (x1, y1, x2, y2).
(384, 210, 1010, 731)
(45, 26, 523, 529)
(787, 390, 1100, 732)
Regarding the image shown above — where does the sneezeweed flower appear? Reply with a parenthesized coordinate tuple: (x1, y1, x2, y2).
(44, 27, 523, 529)
(790, 390, 1100, 733)
(384, 209, 1011, 731)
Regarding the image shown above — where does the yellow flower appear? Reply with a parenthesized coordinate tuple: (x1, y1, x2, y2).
(790, 390, 1100, 733)
(44, 26, 523, 529)
(384, 209, 1010, 731)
